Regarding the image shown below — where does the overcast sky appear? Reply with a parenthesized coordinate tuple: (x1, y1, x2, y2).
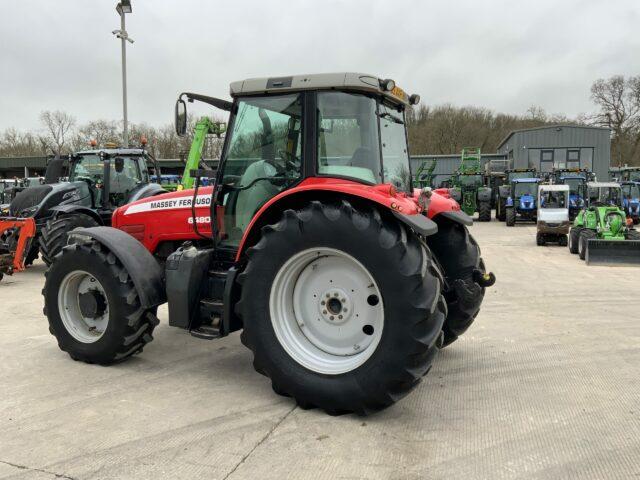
(1, 0, 639, 131)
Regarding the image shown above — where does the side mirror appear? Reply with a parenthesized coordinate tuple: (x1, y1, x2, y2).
(175, 98, 187, 137)
(114, 157, 125, 173)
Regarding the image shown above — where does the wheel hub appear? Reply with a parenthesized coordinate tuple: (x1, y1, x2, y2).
(318, 288, 352, 324)
(78, 290, 107, 319)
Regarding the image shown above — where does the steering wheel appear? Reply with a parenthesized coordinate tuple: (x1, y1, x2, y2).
(278, 150, 301, 172)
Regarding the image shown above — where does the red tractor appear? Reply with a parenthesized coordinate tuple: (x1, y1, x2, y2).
(43, 73, 495, 415)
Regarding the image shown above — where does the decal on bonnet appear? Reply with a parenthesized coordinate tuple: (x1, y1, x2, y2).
(124, 194, 211, 215)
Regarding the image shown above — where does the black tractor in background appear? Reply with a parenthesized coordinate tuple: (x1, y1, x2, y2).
(2, 145, 164, 265)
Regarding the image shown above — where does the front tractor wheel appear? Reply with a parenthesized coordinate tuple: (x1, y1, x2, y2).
(238, 201, 446, 415)
(505, 207, 516, 226)
(578, 229, 596, 260)
(43, 240, 159, 364)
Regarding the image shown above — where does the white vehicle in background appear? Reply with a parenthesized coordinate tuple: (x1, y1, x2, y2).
(537, 184, 571, 246)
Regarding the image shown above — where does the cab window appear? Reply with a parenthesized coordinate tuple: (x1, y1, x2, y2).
(317, 92, 381, 184)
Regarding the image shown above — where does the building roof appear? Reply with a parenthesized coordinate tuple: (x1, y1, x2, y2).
(497, 124, 610, 150)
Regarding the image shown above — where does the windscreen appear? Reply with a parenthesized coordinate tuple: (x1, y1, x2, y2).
(378, 102, 411, 191)
(540, 190, 567, 208)
(515, 182, 537, 197)
(459, 175, 483, 187)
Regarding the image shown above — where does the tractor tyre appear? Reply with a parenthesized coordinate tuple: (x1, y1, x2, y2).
(578, 229, 596, 260)
(626, 229, 640, 240)
(496, 199, 506, 222)
(478, 201, 491, 222)
(237, 200, 446, 415)
(558, 234, 568, 247)
(506, 207, 516, 227)
(536, 233, 546, 246)
(42, 240, 159, 364)
(39, 214, 99, 266)
(427, 217, 486, 347)
(569, 228, 581, 254)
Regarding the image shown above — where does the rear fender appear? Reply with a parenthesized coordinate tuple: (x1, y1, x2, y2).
(67, 226, 166, 308)
(50, 205, 104, 225)
(235, 180, 441, 261)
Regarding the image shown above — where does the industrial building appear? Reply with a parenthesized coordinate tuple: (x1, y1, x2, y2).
(496, 125, 611, 181)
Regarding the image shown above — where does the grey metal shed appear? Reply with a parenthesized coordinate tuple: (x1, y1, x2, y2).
(496, 125, 611, 181)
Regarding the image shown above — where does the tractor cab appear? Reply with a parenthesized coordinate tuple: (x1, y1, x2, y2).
(68, 148, 159, 213)
(558, 175, 587, 219)
(621, 181, 640, 224)
(175, 73, 421, 253)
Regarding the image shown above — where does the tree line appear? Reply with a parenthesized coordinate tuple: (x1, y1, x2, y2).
(1, 76, 639, 166)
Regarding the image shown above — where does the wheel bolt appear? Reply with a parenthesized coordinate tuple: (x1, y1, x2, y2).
(330, 316, 334, 321)
(338, 315, 343, 319)
(343, 308, 348, 312)
(321, 301, 325, 305)
(334, 293, 339, 297)
(326, 293, 330, 298)
(341, 298, 346, 302)
(323, 310, 327, 314)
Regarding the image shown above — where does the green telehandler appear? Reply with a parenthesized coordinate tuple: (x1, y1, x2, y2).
(413, 159, 436, 189)
(568, 182, 640, 265)
(448, 147, 492, 221)
(162, 117, 226, 191)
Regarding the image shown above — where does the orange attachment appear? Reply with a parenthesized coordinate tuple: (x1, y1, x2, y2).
(0, 217, 37, 278)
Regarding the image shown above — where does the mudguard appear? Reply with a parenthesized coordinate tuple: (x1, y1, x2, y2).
(129, 183, 166, 202)
(67, 227, 166, 308)
(49, 205, 104, 224)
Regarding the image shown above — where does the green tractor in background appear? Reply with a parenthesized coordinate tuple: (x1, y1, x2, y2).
(568, 182, 640, 265)
(448, 147, 492, 221)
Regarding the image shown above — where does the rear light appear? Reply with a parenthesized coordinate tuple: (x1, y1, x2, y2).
(119, 224, 145, 242)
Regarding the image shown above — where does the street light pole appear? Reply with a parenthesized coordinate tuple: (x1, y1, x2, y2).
(113, 1, 133, 147)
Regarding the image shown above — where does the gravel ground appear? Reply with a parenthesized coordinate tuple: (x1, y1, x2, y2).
(0, 219, 638, 480)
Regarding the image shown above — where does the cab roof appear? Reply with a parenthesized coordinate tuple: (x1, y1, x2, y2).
(512, 177, 540, 183)
(229, 72, 415, 106)
(539, 184, 569, 191)
(587, 182, 620, 188)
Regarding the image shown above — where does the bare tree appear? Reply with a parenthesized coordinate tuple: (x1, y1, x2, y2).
(39, 110, 76, 156)
(589, 75, 640, 166)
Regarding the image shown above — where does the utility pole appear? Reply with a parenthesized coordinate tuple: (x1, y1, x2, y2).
(113, 1, 133, 147)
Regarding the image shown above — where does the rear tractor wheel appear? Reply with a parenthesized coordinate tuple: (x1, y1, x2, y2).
(238, 200, 446, 415)
(39, 214, 100, 266)
(478, 201, 491, 222)
(42, 240, 159, 364)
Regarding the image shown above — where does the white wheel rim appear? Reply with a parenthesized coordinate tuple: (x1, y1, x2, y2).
(269, 248, 384, 375)
(58, 270, 109, 343)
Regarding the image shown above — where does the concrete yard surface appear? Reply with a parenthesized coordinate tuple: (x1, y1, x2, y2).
(0, 221, 639, 480)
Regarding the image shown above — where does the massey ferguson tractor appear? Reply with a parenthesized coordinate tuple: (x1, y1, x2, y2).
(42, 73, 495, 415)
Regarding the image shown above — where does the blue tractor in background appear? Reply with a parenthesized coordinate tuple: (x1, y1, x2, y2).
(621, 181, 640, 224)
(505, 177, 540, 226)
(558, 175, 587, 220)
